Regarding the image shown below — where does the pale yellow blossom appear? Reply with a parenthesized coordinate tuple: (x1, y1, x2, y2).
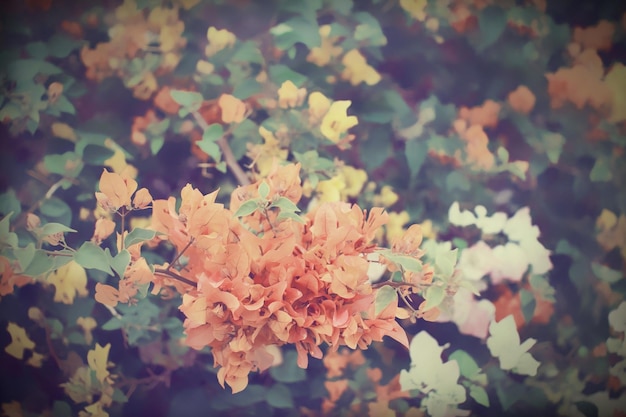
(277, 80, 307, 108)
(320, 101, 358, 143)
(205, 26, 236, 57)
(341, 49, 381, 86)
(400, 0, 428, 21)
(307, 25, 342, 66)
(308, 91, 331, 124)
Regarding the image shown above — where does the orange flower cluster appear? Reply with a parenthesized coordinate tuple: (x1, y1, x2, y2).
(80, 2, 187, 99)
(149, 164, 417, 392)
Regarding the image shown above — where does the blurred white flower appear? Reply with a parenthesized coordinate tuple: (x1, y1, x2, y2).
(487, 315, 540, 376)
(609, 301, 626, 332)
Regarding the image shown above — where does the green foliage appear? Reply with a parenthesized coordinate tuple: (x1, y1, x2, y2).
(1, 0, 625, 415)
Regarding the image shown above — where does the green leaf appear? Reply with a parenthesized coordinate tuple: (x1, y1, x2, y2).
(268, 65, 306, 86)
(354, 12, 387, 46)
(269, 350, 306, 383)
(124, 228, 157, 248)
(40, 198, 71, 220)
(270, 17, 321, 50)
(590, 158, 612, 182)
(258, 182, 270, 200)
(0, 189, 21, 217)
(112, 388, 129, 403)
(446, 171, 470, 191)
(170, 90, 203, 110)
(43, 152, 83, 177)
(276, 211, 305, 223)
(271, 197, 300, 213)
(434, 248, 457, 279)
(405, 140, 428, 181)
(82, 144, 115, 165)
(519, 288, 536, 323)
(470, 384, 490, 407)
(477, 6, 507, 51)
(377, 249, 423, 273)
(232, 78, 262, 100)
(150, 136, 165, 156)
(542, 132, 565, 164)
(107, 249, 131, 278)
(197, 125, 224, 159)
(449, 349, 480, 377)
(23, 250, 55, 276)
(423, 285, 445, 311)
(266, 384, 294, 409)
(13, 243, 36, 271)
(375, 285, 397, 316)
(102, 317, 124, 330)
(40, 223, 77, 236)
(0, 212, 18, 248)
(497, 147, 509, 163)
(52, 401, 73, 417)
(234, 200, 259, 217)
(74, 242, 113, 275)
(591, 263, 623, 284)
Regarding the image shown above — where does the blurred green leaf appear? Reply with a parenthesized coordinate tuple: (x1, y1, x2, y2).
(74, 242, 113, 275)
(470, 384, 490, 407)
(477, 6, 507, 51)
(266, 384, 294, 409)
(0, 189, 21, 218)
(449, 349, 480, 377)
(375, 285, 397, 316)
(234, 200, 259, 217)
(125, 228, 157, 248)
(591, 263, 623, 284)
(423, 285, 445, 311)
(270, 350, 306, 383)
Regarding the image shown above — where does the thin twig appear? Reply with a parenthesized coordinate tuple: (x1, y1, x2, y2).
(191, 111, 251, 186)
(154, 268, 197, 287)
(371, 280, 421, 290)
(166, 238, 195, 271)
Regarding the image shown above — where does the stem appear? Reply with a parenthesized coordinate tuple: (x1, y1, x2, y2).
(154, 268, 197, 287)
(166, 238, 195, 271)
(371, 281, 421, 290)
(16, 177, 68, 229)
(191, 111, 251, 186)
(44, 322, 62, 369)
(119, 208, 126, 250)
(262, 207, 277, 237)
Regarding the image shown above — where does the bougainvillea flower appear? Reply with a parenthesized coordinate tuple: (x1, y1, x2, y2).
(95, 169, 138, 211)
(341, 49, 382, 86)
(277, 80, 307, 109)
(319, 100, 358, 144)
(205, 26, 236, 56)
(4, 322, 36, 360)
(307, 25, 342, 67)
(218, 94, 247, 124)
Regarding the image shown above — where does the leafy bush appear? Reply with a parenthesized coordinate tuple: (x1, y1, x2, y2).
(1, 0, 625, 416)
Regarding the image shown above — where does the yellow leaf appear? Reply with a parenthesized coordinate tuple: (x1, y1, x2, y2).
(88, 343, 112, 384)
(606, 63, 626, 123)
(218, 94, 246, 124)
(48, 260, 88, 304)
(319, 101, 358, 143)
(5, 322, 35, 359)
(597, 209, 618, 231)
(51, 122, 77, 142)
(26, 351, 45, 367)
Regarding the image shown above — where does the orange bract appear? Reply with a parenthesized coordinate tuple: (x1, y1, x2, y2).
(144, 163, 426, 393)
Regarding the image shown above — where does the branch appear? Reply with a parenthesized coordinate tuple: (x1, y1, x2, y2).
(154, 268, 197, 288)
(371, 280, 421, 290)
(191, 111, 251, 186)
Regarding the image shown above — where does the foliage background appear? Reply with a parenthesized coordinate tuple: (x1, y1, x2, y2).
(1, 0, 625, 416)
